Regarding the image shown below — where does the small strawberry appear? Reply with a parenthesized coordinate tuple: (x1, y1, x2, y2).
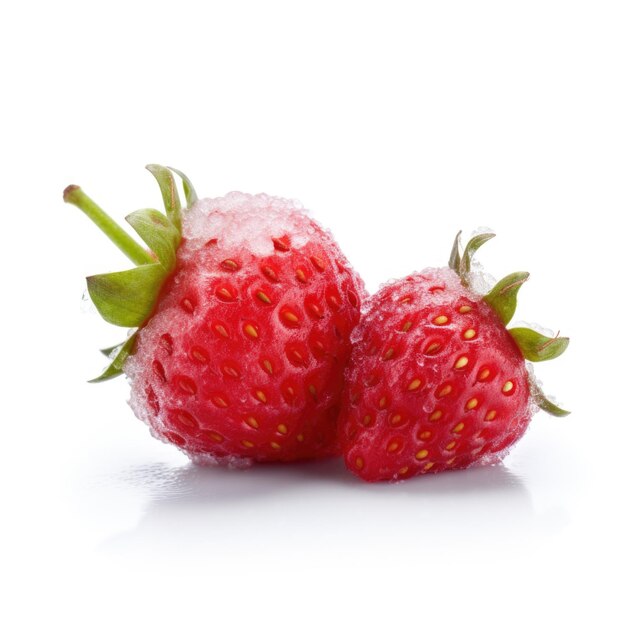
(339, 231, 569, 482)
(65, 166, 363, 465)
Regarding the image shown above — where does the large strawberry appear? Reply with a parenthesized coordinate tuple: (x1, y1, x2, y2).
(339, 232, 568, 482)
(65, 166, 364, 465)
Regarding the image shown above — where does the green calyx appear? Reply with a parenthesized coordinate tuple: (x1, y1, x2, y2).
(449, 231, 570, 417)
(64, 165, 196, 382)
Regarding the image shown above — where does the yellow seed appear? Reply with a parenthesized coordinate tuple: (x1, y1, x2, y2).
(401, 321, 413, 332)
(478, 368, 490, 380)
(463, 329, 476, 339)
(398, 466, 409, 475)
(244, 324, 258, 338)
(218, 287, 233, 299)
(502, 380, 514, 393)
(222, 365, 239, 378)
(296, 434, 304, 442)
(454, 356, 469, 369)
(429, 410, 443, 421)
(308, 303, 323, 318)
(262, 266, 278, 281)
(215, 324, 228, 337)
(191, 349, 207, 363)
(277, 424, 288, 434)
(355, 457, 364, 470)
(438, 384, 452, 397)
(416, 449, 429, 460)
(387, 441, 400, 453)
(263, 360, 273, 374)
(242, 440, 255, 448)
(485, 410, 497, 421)
(399, 296, 412, 304)
(408, 378, 422, 391)
(434, 315, 449, 325)
(425, 342, 441, 354)
(177, 413, 196, 427)
(256, 291, 272, 304)
(213, 396, 228, 408)
(453, 422, 465, 433)
(255, 390, 267, 403)
(290, 350, 304, 363)
(390, 414, 403, 425)
(419, 431, 432, 440)
(221, 259, 239, 271)
(362, 414, 372, 426)
(466, 398, 479, 410)
(446, 441, 457, 450)
(459, 305, 472, 313)
(446, 458, 456, 465)
(379, 396, 388, 408)
(283, 311, 299, 323)
(209, 432, 223, 442)
(273, 237, 290, 251)
(424, 462, 434, 470)
(246, 417, 259, 429)
(311, 256, 326, 271)
(383, 348, 395, 360)
(296, 269, 307, 283)
(270, 441, 281, 450)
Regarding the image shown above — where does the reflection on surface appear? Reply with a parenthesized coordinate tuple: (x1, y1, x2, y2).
(100, 458, 557, 563)
(117, 456, 528, 502)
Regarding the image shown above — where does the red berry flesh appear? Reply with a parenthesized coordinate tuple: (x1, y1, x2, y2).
(125, 192, 364, 465)
(339, 267, 535, 482)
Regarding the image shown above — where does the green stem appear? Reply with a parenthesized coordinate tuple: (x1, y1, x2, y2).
(63, 185, 154, 266)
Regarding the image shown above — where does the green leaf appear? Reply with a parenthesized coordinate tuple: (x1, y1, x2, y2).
(126, 209, 180, 271)
(168, 166, 198, 208)
(87, 263, 166, 327)
(460, 232, 496, 278)
(90, 333, 137, 382)
(146, 164, 182, 232)
(100, 341, 125, 358)
(530, 381, 570, 416)
(448, 231, 462, 273)
(509, 327, 570, 362)
(63, 185, 154, 267)
(484, 272, 530, 326)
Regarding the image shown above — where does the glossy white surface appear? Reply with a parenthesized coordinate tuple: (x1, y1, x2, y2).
(2, 2, 624, 624)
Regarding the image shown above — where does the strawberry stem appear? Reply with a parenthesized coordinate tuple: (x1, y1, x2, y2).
(63, 185, 154, 266)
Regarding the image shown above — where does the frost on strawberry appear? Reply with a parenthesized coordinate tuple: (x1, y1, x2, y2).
(339, 231, 569, 482)
(65, 166, 364, 465)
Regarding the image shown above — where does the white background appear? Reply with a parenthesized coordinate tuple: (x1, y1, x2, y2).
(1, 2, 624, 624)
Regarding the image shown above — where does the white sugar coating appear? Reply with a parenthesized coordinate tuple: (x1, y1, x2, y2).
(183, 192, 316, 257)
(361, 266, 470, 321)
(127, 390, 255, 469)
(526, 362, 541, 406)
(467, 260, 496, 294)
(368, 261, 495, 321)
(467, 226, 494, 237)
(186, 451, 254, 469)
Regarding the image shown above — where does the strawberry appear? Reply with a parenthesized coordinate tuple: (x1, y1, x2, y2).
(339, 232, 569, 482)
(65, 165, 363, 465)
